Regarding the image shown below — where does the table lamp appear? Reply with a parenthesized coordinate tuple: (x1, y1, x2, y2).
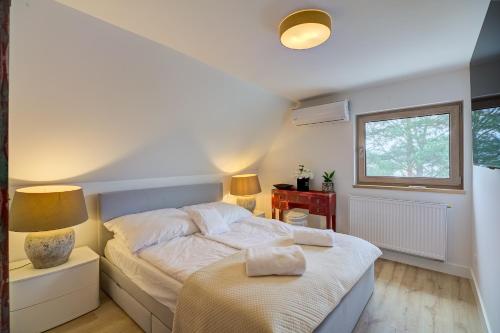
(10, 185, 88, 269)
(230, 174, 261, 212)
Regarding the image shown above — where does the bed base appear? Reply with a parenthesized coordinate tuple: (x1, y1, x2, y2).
(315, 264, 374, 332)
(100, 257, 173, 333)
(100, 255, 374, 333)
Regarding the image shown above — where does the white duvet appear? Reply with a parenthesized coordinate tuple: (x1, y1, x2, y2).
(138, 234, 237, 283)
(202, 216, 294, 249)
(136, 217, 286, 282)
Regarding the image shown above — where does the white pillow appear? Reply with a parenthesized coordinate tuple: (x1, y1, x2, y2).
(187, 207, 229, 235)
(183, 202, 252, 224)
(105, 208, 198, 253)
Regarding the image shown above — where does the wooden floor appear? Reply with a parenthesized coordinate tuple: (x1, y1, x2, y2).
(47, 259, 483, 333)
(353, 259, 483, 333)
(47, 291, 142, 333)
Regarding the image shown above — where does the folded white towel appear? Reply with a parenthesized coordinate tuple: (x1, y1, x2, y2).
(245, 245, 306, 277)
(293, 227, 335, 247)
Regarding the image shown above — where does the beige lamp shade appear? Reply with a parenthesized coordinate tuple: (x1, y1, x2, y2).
(10, 185, 88, 232)
(230, 174, 262, 196)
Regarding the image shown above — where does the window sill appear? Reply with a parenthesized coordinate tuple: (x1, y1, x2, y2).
(353, 184, 465, 194)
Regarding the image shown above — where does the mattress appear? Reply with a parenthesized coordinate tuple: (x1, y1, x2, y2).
(104, 234, 238, 312)
(105, 238, 182, 312)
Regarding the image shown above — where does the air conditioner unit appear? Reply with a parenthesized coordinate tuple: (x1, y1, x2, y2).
(292, 100, 350, 126)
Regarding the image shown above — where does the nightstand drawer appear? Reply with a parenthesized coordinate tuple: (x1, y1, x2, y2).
(10, 283, 99, 333)
(9, 247, 100, 332)
(10, 258, 99, 311)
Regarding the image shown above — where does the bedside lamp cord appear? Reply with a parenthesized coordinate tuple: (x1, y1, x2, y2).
(9, 262, 31, 271)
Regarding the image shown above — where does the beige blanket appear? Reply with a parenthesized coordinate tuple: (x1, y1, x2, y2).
(173, 235, 381, 333)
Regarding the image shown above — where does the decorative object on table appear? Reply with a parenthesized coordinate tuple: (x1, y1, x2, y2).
(295, 164, 313, 191)
(230, 174, 262, 213)
(321, 170, 336, 192)
(285, 209, 309, 227)
(9, 185, 88, 269)
(273, 183, 294, 190)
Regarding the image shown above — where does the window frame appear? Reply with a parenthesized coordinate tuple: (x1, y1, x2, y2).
(356, 101, 463, 189)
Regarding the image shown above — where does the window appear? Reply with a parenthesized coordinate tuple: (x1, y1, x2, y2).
(472, 94, 500, 169)
(356, 101, 463, 189)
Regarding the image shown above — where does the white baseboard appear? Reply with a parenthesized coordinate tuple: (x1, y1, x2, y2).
(380, 249, 471, 278)
(470, 269, 492, 333)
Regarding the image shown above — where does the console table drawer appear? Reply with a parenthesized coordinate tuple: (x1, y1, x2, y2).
(297, 194, 310, 204)
(310, 206, 327, 215)
(310, 197, 328, 206)
(284, 193, 311, 205)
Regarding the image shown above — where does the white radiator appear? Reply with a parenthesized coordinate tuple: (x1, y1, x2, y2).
(349, 196, 447, 260)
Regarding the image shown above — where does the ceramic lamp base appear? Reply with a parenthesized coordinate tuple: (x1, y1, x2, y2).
(24, 228, 75, 269)
(236, 196, 256, 213)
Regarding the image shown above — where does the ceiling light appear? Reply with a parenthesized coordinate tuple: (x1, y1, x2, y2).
(279, 9, 332, 50)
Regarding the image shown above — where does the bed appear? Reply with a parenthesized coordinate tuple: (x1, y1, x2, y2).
(98, 183, 378, 333)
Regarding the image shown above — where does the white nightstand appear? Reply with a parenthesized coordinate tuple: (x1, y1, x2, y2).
(253, 210, 265, 218)
(9, 246, 100, 333)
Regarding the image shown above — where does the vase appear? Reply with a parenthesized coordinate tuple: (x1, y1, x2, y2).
(297, 178, 310, 191)
(322, 181, 334, 193)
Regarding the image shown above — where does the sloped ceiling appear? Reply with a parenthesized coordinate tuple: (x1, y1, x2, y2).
(56, 0, 490, 101)
(10, 0, 290, 184)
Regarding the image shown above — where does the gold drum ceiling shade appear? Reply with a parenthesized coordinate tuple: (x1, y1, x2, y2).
(280, 9, 332, 50)
(230, 174, 262, 196)
(10, 185, 88, 232)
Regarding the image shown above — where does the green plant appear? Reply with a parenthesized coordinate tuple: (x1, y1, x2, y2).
(322, 170, 335, 182)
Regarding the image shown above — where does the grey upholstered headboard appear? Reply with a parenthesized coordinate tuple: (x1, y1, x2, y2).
(97, 183, 223, 255)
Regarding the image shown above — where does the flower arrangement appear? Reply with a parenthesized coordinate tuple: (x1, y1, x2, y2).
(295, 164, 314, 179)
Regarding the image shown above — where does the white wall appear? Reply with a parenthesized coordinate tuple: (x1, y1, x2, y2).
(9, 0, 289, 261)
(258, 68, 473, 276)
(471, 167, 500, 333)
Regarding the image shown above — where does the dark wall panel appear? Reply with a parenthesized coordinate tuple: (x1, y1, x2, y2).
(471, 1, 500, 99)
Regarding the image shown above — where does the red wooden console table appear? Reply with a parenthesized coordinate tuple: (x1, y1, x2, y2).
(271, 189, 337, 230)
